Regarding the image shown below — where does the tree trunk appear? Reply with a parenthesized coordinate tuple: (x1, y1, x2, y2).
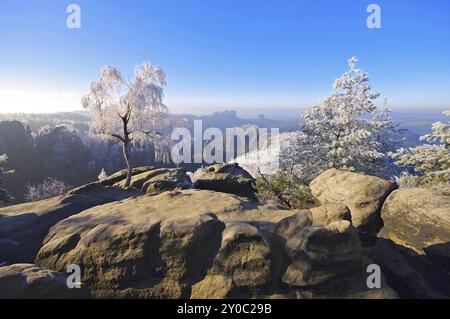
(120, 104, 133, 187)
(122, 140, 132, 187)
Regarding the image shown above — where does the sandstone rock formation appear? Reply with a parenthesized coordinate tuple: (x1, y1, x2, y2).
(379, 188, 450, 255)
(281, 220, 362, 287)
(2, 166, 448, 299)
(34, 190, 395, 299)
(372, 187, 450, 298)
(194, 163, 256, 198)
(0, 264, 89, 299)
(191, 221, 273, 298)
(35, 190, 251, 298)
(372, 238, 450, 299)
(310, 168, 398, 246)
(0, 183, 138, 264)
(113, 167, 192, 194)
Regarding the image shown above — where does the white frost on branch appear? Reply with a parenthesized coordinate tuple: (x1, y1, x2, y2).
(82, 62, 168, 186)
(97, 168, 108, 181)
(287, 57, 402, 181)
(230, 58, 402, 182)
(25, 178, 71, 202)
(392, 110, 450, 187)
(82, 62, 168, 143)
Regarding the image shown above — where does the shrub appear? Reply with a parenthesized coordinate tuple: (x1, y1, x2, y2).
(256, 170, 316, 209)
(25, 178, 71, 202)
(98, 168, 108, 181)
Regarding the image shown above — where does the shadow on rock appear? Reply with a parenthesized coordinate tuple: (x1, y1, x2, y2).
(372, 238, 450, 298)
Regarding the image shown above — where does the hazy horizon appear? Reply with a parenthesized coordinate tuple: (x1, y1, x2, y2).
(0, 105, 448, 123)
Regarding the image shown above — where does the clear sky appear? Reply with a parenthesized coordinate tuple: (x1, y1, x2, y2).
(0, 0, 449, 114)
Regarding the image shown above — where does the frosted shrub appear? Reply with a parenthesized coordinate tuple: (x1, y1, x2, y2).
(25, 178, 71, 202)
(98, 168, 108, 181)
(392, 110, 450, 187)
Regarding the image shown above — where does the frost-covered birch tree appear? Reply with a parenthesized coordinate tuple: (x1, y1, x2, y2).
(292, 57, 402, 179)
(392, 110, 450, 187)
(82, 62, 168, 187)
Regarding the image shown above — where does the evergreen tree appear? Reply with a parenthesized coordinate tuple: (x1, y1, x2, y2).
(393, 110, 450, 187)
(0, 154, 14, 204)
(290, 57, 402, 180)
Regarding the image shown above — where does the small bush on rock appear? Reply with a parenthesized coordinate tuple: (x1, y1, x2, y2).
(256, 170, 316, 209)
(25, 178, 71, 202)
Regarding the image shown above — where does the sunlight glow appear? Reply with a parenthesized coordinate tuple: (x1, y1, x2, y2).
(0, 88, 83, 113)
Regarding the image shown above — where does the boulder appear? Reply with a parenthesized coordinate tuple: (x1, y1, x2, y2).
(0, 264, 89, 298)
(281, 220, 363, 288)
(310, 169, 397, 246)
(0, 184, 137, 264)
(114, 167, 192, 194)
(191, 222, 272, 298)
(0, 172, 400, 300)
(194, 163, 256, 198)
(265, 255, 398, 300)
(373, 187, 450, 298)
(0, 239, 20, 263)
(424, 243, 450, 270)
(373, 238, 450, 298)
(35, 190, 256, 298)
(194, 204, 396, 299)
(274, 204, 351, 237)
(99, 166, 155, 186)
(273, 206, 396, 298)
(309, 203, 352, 226)
(379, 188, 450, 255)
(275, 211, 313, 239)
(31, 188, 394, 299)
(0, 166, 194, 265)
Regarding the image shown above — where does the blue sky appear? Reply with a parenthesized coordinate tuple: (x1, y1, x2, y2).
(0, 0, 449, 114)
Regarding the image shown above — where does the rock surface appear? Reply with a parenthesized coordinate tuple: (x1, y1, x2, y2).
(373, 238, 450, 298)
(35, 190, 250, 298)
(99, 166, 156, 186)
(192, 221, 273, 298)
(0, 264, 89, 298)
(373, 187, 450, 298)
(0, 184, 137, 264)
(281, 220, 362, 288)
(379, 188, 450, 255)
(33, 189, 395, 299)
(0, 239, 20, 263)
(194, 163, 256, 198)
(309, 203, 352, 226)
(9, 168, 449, 299)
(114, 167, 193, 194)
(310, 168, 397, 246)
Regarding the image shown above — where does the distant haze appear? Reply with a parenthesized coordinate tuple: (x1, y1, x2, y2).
(0, 87, 447, 119)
